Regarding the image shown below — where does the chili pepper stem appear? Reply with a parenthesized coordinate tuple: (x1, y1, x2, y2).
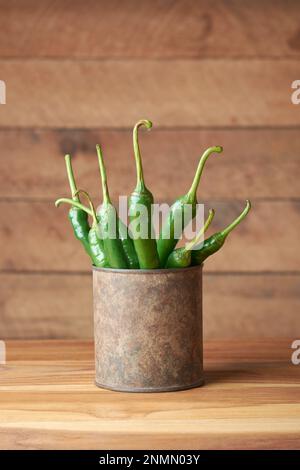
(221, 200, 251, 238)
(55, 197, 93, 218)
(65, 154, 79, 202)
(96, 145, 111, 205)
(187, 146, 223, 202)
(74, 189, 99, 226)
(185, 208, 215, 251)
(133, 119, 152, 191)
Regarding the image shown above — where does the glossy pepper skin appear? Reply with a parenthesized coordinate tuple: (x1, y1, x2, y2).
(88, 226, 108, 267)
(192, 200, 251, 266)
(157, 146, 223, 267)
(118, 218, 140, 269)
(165, 209, 215, 269)
(128, 120, 160, 269)
(82, 191, 109, 268)
(64, 154, 93, 260)
(96, 144, 139, 269)
(55, 194, 109, 268)
(96, 145, 128, 269)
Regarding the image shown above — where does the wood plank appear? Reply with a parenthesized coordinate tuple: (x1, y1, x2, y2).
(0, 273, 93, 340)
(0, 200, 298, 273)
(203, 199, 300, 273)
(0, 0, 299, 59)
(1, 128, 300, 200)
(0, 273, 299, 339)
(5, 339, 293, 362)
(1, 424, 299, 450)
(0, 340, 299, 449)
(0, 60, 299, 128)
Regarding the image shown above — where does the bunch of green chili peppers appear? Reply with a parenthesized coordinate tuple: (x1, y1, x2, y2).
(55, 119, 251, 270)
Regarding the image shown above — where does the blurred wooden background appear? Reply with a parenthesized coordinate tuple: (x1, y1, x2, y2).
(0, 0, 299, 339)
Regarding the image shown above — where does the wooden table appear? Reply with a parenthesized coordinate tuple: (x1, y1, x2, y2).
(0, 340, 299, 450)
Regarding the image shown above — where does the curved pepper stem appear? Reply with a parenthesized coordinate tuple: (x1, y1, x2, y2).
(65, 154, 79, 202)
(55, 197, 93, 217)
(188, 146, 223, 202)
(74, 189, 98, 226)
(221, 200, 251, 238)
(185, 208, 215, 251)
(133, 119, 152, 191)
(96, 145, 111, 205)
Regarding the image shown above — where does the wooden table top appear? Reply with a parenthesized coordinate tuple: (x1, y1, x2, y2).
(0, 340, 299, 450)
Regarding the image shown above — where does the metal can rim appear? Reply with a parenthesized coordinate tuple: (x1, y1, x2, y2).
(92, 264, 203, 275)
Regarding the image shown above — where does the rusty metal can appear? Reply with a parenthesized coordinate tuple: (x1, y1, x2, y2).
(93, 265, 204, 392)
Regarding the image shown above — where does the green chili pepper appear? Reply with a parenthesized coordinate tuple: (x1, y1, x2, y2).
(78, 190, 110, 268)
(118, 219, 140, 269)
(128, 120, 160, 269)
(64, 154, 93, 261)
(96, 145, 128, 269)
(157, 146, 223, 267)
(192, 200, 251, 266)
(55, 192, 109, 268)
(96, 144, 139, 269)
(165, 209, 215, 269)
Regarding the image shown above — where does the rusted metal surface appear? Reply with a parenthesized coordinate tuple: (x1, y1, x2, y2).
(93, 265, 203, 392)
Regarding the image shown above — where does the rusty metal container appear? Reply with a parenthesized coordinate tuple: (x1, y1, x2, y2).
(93, 265, 204, 392)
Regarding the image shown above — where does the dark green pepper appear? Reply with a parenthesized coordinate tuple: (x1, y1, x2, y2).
(118, 218, 140, 269)
(157, 146, 223, 267)
(95, 144, 139, 269)
(64, 154, 93, 261)
(165, 209, 215, 269)
(192, 200, 251, 266)
(55, 192, 109, 268)
(96, 145, 128, 269)
(81, 191, 109, 268)
(128, 120, 160, 269)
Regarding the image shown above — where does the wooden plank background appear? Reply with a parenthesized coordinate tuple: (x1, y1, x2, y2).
(0, 60, 299, 127)
(1, 128, 299, 200)
(0, 0, 299, 339)
(1, 0, 300, 59)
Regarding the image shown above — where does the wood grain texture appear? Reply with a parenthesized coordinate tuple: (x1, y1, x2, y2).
(0, 273, 93, 340)
(0, 200, 298, 272)
(0, 0, 299, 59)
(1, 273, 299, 339)
(0, 340, 299, 449)
(0, 60, 299, 128)
(0, 0, 298, 344)
(1, 128, 299, 200)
